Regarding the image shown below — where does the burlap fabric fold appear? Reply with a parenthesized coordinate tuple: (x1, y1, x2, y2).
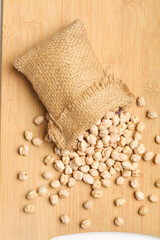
(14, 19, 134, 149)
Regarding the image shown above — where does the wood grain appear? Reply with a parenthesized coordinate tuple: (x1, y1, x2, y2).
(0, 0, 160, 239)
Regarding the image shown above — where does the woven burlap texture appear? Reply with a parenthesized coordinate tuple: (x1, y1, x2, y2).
(14, 19, 135, 150)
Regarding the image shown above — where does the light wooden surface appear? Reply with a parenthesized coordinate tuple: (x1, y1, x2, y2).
(0, 0, 160, 239)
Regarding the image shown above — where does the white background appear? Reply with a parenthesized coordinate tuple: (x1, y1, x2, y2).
(53, 232, 159, 240)
(0, 2, 159, 240)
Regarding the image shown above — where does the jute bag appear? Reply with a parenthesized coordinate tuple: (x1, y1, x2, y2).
(14, 19, 134, 149)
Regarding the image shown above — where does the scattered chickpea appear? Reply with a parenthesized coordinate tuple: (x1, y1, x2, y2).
(60, 215, 70, 224)
(114, 217, 124, 226)
(26, 190, 38, 200)
(80, 219, 91, 229)
(114, 198, 126, 207)
(24, 130, 33, 141)
(130, 179, 139, 189)
(155, 135, 160, 144)
(37, 186, 48, 196)
(138, 206, 149, 216)
(91, 189, 102, 198)
(58, 189, 69, 198)
(50, 194, 58, 205)
(18, 171, 28, 181)
(155, 180, 160, 188)
(42, 171, 53, 180)
(146, 110, 158, 119)
(24, 205, 35, 214)
(50, 180, 61, 189)
(116, 176, 125, 186)
(43, 155, 55, 165)
(18, 145, 29, 156)
(148, 194, 158, 203)
(136, 96, 145, 107)
(32, 137, 43, 147)
(143, 151, 154, 161)
(83, 200, 92, 210)
(134, 191, 145, 201)
(33, 115, 44, 125)
(153, 154, 160, 164)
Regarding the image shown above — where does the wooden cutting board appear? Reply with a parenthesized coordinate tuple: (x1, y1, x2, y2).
(0, 0, 160, 239)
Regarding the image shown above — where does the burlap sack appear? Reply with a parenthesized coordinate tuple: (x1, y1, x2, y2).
(14, 19, 134, 149)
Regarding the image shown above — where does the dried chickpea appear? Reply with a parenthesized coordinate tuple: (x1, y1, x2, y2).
(60, 174, 69, 185)
(93, 152, 102, 161)
(131, 154, 141, 162)
(18, 171, 28, 181)
(153, 154, 160, 164)
(65, 165, 72, 175)
(50, 194, 58, 206)
(131, 114, 139, 124)
(155, 180, 160, 188)
(80, 219, 91, 229)
(109, 167, 116, 176)
(73, 170, 83, 181)
(101, 170, 111, 179)
(33, 115, 44, 125)
(143, 151, 154, 161)
(114, 217, 124, 226)
(92, 179, 101, 190)
(116, 176, 125, 186)
(146, 110, 158, 119)
(83, 200, 92, 210)
(32, 137, 43, 147)
(60, 215, 70, 224)
(24, 205, 35, 214)
(68, 177, 76, 187)
(27, 190, 38, 200)
(83, 173, 94, 184)
(148, 194, 158, 203)
(114, 198, 126, 207)
(101, 179, 111, 188)
(87, 134, 97, 145)
(155, 135, 160, 144)
(122, 170, 131, 178)
(134, 191, 145, 200)
(134, 144, 145, 155)
(89, 168, 99, 177)
(130, 179, 139, 189)
(136, 96, 145, 107)
(38, 186, 47, 196)
(136, 122, 145, 132)
(58, 189, 69, 198)
(24, 130, 33, 141)
(42, 171, 53, 180)
(54, 160, 65, 172)
(134, 132, 142, 141)
(18, 145, 29, 156)
(138, 206, 148, 216)
(89, 125, 98, 136)
(91, 189, 102, 198)
(132, 169, 141, 177)
(43, 155, 55, 165)
(50, 180, 61, 189)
